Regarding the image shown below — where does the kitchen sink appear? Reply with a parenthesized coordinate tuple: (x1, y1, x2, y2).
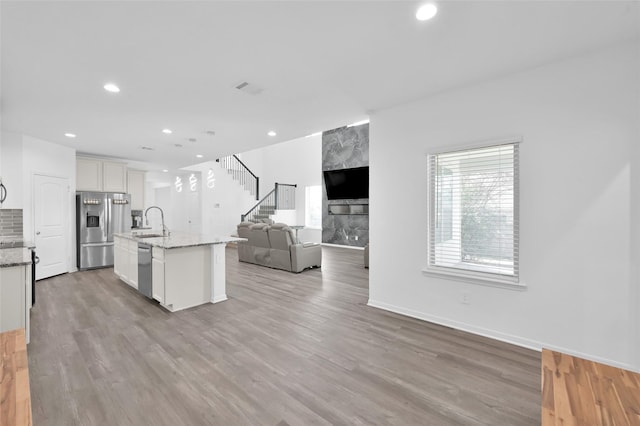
(134, 234, 164, 238)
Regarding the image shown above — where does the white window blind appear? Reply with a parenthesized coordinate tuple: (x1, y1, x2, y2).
(428, 142, 519, 282)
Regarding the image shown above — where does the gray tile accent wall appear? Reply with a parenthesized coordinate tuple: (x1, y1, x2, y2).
(0, 209, 23, 237)
(322, 124, 369, 248)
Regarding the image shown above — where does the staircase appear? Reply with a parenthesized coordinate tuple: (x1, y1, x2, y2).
(216, 155, 259, 200)
(217, 154, 296, 223)
(251, 203, 276, 222)
(241, 183, 297, 223)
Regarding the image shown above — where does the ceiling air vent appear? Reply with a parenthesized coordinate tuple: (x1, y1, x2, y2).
(234, 81, 263, 96)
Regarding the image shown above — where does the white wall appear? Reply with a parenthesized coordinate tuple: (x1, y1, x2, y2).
(240, 134, 322, 242)
(631, 84, 640, 367)
(0, 133, 76, 270)
(150, 186, 171, 231)
(184, 161, 256, 237)
(369, 41, 640, 369)
(22, 135, 77, 271)
(0, 131, 24, 209)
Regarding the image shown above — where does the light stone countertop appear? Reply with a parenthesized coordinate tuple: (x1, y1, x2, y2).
(114, 231, 246, 249)
(0, 248, 32, 268)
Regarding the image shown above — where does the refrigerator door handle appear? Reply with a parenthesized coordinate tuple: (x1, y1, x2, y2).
(81, 242, 114, 247)
(105, 199, 109, 240)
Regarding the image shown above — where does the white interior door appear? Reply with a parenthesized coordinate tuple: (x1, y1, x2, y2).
(34, 175, 69, 280)
(187, 191, 202, 234)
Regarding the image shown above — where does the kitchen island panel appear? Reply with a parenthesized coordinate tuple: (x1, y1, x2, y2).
(161, 245, 211, 312)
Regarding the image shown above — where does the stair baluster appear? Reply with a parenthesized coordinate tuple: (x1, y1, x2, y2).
(216, 155, 260, 200)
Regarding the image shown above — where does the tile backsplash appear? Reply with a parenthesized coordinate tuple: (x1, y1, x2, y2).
(0, 209, 23, 237)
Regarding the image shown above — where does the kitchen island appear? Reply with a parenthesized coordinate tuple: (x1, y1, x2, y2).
(113, 232, 244, 312)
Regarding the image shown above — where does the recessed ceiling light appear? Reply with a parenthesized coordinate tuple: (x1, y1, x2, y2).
(174, 143, 183, 148)
(162, 169, 169, 173)
(141, 146, 154, 151)
(103, 83, 120, 93)
(267, 131, 277, 137)
(206, 130, 216, 136)
(64, 133, 76, 138)
(188, 138, 197, 142)
(162, 129, 172, 134)
(196, 154, 204, 158)
(416, 3, 438, 21)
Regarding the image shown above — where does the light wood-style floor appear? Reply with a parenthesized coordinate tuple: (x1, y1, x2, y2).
(28, 246, 541, 425)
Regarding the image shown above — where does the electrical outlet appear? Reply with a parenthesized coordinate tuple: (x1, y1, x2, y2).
(461, 292, 470, 305)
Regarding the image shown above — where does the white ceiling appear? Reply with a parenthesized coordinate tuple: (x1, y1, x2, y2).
(1, 1, 638, 171)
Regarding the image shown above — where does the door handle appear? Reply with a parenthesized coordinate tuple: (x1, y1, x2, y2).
(0, 182, 6, 204)
(36, 231, 41, 235)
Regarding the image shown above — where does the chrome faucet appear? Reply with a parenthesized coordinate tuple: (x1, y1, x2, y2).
(144, 206, 170, 237)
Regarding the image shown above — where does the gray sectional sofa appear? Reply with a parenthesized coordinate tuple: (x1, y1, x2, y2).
(236, 222, 322, 273)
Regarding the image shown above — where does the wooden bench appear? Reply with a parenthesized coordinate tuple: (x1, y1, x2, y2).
(0, 329, 32, 426)
(542, 348, 640, 425)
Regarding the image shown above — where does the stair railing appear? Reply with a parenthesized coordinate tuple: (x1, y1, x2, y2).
(241, 183, 297, 222)
(216, 155, 259, 200)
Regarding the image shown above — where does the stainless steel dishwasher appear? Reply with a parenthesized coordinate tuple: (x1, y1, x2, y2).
(138, 243, 153, 298)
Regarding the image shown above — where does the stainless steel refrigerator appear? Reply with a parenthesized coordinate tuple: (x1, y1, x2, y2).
(76, 192, 131, 270)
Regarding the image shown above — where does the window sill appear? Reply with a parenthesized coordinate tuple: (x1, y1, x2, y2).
(422, 267, 526, 291)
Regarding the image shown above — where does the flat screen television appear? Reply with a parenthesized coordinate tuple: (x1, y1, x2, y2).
(323, 166, 369, 200)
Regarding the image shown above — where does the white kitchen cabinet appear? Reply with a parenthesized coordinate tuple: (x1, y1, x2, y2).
(127, 169, 146, 210)
(76, 157, 128, 193)
(103, 161, 127, 193)
(152, 247, 165, 303)
(76, 157, 103, 191)
(127, 244, 138, 289)
(114, 236, 138, 289)
(0, 264, 30, 343)
(114, 236, 126, 279)
(163, 245, 211, 311)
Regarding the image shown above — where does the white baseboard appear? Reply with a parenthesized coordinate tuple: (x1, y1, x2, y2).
(367, 299, 637, 372)
(211, 294, 228, 304)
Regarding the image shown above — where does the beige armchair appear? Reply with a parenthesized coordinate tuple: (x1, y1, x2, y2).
(269, 223, 322, 272)
(236, 222, 321, 273)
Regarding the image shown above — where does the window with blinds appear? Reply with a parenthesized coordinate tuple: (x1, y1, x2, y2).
(428, 142, 519, 283)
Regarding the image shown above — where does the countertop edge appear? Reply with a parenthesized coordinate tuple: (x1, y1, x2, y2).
(113, 233, 246, 249)
(0, 247, 33, 268)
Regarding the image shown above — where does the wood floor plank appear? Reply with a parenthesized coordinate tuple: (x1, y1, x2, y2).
(27, 246, 541, 425)
(0, 329, 32, 426)
(542, 348, 640, 426)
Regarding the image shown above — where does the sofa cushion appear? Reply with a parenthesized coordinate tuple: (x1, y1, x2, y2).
(237, 222, 254, 239)
(268, 225, 295, 251)
(248, 223, 271, 248)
